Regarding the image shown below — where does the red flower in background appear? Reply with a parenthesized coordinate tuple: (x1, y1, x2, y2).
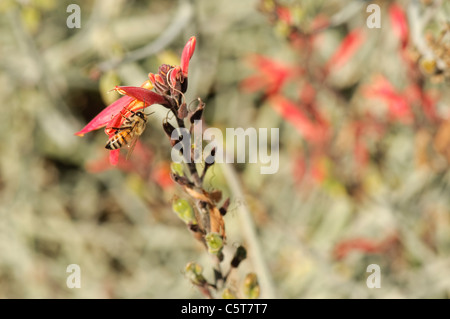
(389, 3, 409, 50)
(293, 152, 328, 186)
(86, 140, 174, 190)
(363, 75, 439, 125)
(403, 84, 440, 123)
(86, 139, 153, 174)
(245, 1, 442, 190)
(241, 54, 302, 97)
(75, 37, 197, 165)
(363, 75, 414, 124)
(241, 55, 329, 146)
(333, 234, 400, 260)
(269, 95, 328, 145)
(276, 5, 292, 25)
(325, 28, 366, 73)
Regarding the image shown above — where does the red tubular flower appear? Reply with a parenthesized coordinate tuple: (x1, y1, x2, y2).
(363, 75, 413, 123)
(276, 6, 291, 25)
(75, 85, 165, 137)
(181, 36, 196, 79)
(333, 238, 381, 260)
(151, 162, 174, 190)
(292, 151, 328, 187)
(109, 149, 120, 166)
(148, 73, 156, 85)
(333, 234, 399, 260)
(241, 55, 301, 97)
(75, 36, 197, 165)
(269, 95, 328, 144)
(325, 28, 366, 72)
(299, 83, 316, 106)
(113, 86, 169, 106)
(170, 66, 182, 89)
(354, 133, 369, 169)
(404, 84, 439, 122)
(152, 73, 167, 95)
(389, 3, 409, 49)
(86, 139, 156, 179)
(75, 96, 134, 137)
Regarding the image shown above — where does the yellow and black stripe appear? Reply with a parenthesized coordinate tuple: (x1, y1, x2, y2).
(105, 129, 133, 150)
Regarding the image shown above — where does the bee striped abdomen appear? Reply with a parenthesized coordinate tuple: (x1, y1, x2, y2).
(105, 129, 132, 150)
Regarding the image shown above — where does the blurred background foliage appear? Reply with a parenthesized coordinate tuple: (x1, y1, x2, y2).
(1, 0, 450, 298)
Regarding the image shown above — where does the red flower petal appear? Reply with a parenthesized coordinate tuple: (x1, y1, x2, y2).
(248, 54, 290, 76)
(148, 73, 156, 85)
(421, 91, 439, 122)
(242, 55, 300, 97)
(154, 74, 165, 85)
(299, 83, 316, 106)
(354, 137, 369, 169)
(326, 29, 366, 71)
(310, 14, 330, 33)
(333, 234, 399, 260)
(152, 162, 174, 189)
(105, 109, 130, 136)
(363, 76, 413, 123)
(170, 66, 182, 88)
(276, 6, 291, 24)
(311, 155, 327, 183)
(181, 36, 196, 78)
(404, 85, 439, 122)
(240, 74, 270, 93)
(75, 96, 134, 136)
(269, 95, 328, 144)
(114, 86, 168, 106)
(389, 4, 409, 49)
(333, 238, 380, 260)
(109, 149, 120, 166)
(86, 140, 154, 173)
(85, 153, 111, 173)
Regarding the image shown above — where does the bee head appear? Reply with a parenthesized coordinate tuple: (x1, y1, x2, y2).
(136, 111, 146, 120)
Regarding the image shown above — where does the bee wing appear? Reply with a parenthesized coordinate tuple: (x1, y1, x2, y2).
(125, 135, 139, 160)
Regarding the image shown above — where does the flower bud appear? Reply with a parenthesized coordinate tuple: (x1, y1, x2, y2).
(148, 72, 156, 85)
(177, 102, 188, 119)
(142, 80, 154, 90)
(205, 232, 223, 255)
(172, 198, 197, 225)
(170, 162, 184, 177)
(222, 288, 237, 299)
(219, 198, 230, 216)
(204, 147, 216, 168)
(243, 273, 260, 299)
(181, 36, 196, 78)
(189, 99, 205, 124)
(185, 262, 206, 286)
(230, 245, 247, 268)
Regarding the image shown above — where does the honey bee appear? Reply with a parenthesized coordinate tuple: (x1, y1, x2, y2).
(105, 110, 148, 159)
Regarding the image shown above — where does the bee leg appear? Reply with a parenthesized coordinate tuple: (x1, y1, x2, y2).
(109, 125, 133, 131)
(121, 114, 134, 125)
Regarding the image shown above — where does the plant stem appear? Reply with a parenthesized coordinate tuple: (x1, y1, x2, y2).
(220, 162, 276, 299)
